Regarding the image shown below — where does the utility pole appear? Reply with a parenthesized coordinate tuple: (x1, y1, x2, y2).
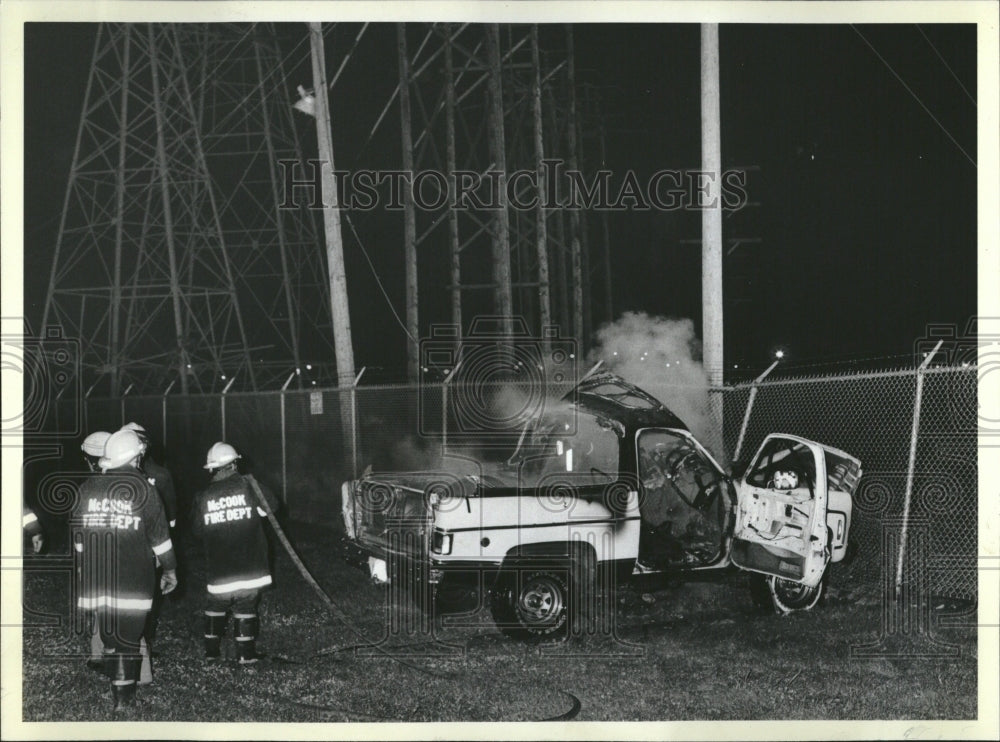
(530, 25, 552, 355)
(397, 24, 420, 381)
(309, 22, 355, 388)
(444, 25, 462, 346)
(701, 24, 724, 428)
(565, 25, 584, 350)
(485, 24, 514, 337)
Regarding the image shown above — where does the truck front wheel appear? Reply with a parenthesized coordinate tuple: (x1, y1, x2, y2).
(491, 568, 570, 639)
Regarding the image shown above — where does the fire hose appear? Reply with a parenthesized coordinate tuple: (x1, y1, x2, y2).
(244, 474, 582, 721)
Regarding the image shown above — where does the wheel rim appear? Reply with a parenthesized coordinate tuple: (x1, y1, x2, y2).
(771, 577, 821, 612)
(516, 575, 565, 626)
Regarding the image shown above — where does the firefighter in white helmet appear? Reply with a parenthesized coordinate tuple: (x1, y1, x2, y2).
(192, 442, 279, 664)
(81, 430, 111, 472)
(121, 422, 178, 529)
(119, 422, 178, 685)
(79, 430, 113, 675)
(71, 429, 178, 710)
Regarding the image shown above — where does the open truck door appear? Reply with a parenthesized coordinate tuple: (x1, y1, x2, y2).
(731, 434, 859, 612)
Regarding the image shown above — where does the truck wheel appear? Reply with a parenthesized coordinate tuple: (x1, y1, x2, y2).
(491, 568, 570, 639)
(749, 573, 826, 614)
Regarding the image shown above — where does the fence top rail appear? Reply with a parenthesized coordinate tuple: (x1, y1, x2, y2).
(83, 364, 977, 402)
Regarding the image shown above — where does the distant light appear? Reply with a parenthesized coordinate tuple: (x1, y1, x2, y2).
(221, 374, 226, 380)
(186, 363, 192, 369)
(665, 362, 671, 368)
(612, 351, 618, 356)
(569, 354, 575, 359)
(311, 380, 317, 386)
(734, 364, 739, 369)
(422, 366, 429, 372)
(306, 363, 312, 371)
(775, 350, 785, 359)
(295, 367, 301, 375)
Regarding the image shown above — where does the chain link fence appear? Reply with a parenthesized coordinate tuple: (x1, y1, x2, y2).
(41, 366, 977, 601)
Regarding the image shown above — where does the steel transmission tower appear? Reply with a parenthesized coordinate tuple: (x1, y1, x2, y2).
(43, 23, 331, 394)
(188, 24, 333, 388)
(393, 23, 606, 377)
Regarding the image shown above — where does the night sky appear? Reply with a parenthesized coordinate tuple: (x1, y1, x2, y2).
(22, 22, 978, 381)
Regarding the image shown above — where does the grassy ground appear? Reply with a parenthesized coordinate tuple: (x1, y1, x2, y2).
(21, 519, 977, 722)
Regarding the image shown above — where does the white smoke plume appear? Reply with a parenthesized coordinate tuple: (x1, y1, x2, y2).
(587, 312, 726, 464)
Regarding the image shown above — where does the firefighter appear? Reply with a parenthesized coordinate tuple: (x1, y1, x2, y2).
(22, 506, 44, 553)
(82, 430, 111, 472)
(121, 422, 178, 529)
(192, 442, 278, 664)
(121, 422, 177, 682)
(72, 429, 178, 710)
(79, 430, 112, 674)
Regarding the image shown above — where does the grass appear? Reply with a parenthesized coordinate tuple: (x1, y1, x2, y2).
(21, 519, 977, 722)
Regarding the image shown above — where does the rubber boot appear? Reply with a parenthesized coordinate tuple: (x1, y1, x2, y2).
(110, 652, 140, 711)
(204, 611, 227, 659)
(234, 613, 260, 665)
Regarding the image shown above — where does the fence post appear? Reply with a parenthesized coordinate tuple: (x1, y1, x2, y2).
(895, 340, 943, 601)
(733, 359, 780, 463)
(441, 363, 462, 451)
(161, 379, 175, 448)
(280, 371, 296, 503)
(351, 367, 366, 478)
(220, 375, 236, 439)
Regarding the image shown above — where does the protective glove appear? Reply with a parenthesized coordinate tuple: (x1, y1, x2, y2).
(160, 569, 178, 595)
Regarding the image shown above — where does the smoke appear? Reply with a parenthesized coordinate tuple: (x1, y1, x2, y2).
(587, 312, 726, 464)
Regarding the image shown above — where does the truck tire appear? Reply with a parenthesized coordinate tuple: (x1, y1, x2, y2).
(491, 567, 571, 639)
(749, 573, 826, 614)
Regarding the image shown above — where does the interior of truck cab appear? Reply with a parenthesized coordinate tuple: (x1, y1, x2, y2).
(636, 429, 727, 568)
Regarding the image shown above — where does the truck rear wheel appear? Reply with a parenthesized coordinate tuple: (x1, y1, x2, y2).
(749, 573, 826, 614)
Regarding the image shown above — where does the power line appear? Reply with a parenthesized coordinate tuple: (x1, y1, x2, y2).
(850, 25, 976, 168)
(343, 212, 416, 342)
(915, 24, 976, 107)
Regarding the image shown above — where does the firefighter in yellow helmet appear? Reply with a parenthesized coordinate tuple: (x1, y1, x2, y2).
(71, 429, 178, 710)
(192, 442, 279, 664)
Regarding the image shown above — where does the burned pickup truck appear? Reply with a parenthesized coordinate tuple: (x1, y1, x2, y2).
(341, 374, 862, 637)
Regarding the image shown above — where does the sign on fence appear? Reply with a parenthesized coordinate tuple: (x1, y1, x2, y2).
(310, 391, 323, 415)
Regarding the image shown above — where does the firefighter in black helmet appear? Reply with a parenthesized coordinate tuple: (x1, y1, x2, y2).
(192, 442, 279, 664)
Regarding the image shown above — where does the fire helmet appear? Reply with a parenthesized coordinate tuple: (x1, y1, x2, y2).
(99, 429, 145, 470)
(121, 421, 150, 443)
(204, 442, 241, 470)
(80, 431, 111, 458)
(772, 469, 799, 490)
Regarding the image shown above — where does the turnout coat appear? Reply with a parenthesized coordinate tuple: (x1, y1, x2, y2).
(73, 468, 176, 612)
(192, 471, 279, 597)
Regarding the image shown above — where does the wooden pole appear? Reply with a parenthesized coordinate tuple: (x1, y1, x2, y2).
(565, 26, 584, 348)
(444, 26, 462, 343)
(486, 24, 513, 337)
(397, 24, 420, 381)
(701, 24, 724, 423)
(309, 22, 356, 389)
(531, 26, 552, 355)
